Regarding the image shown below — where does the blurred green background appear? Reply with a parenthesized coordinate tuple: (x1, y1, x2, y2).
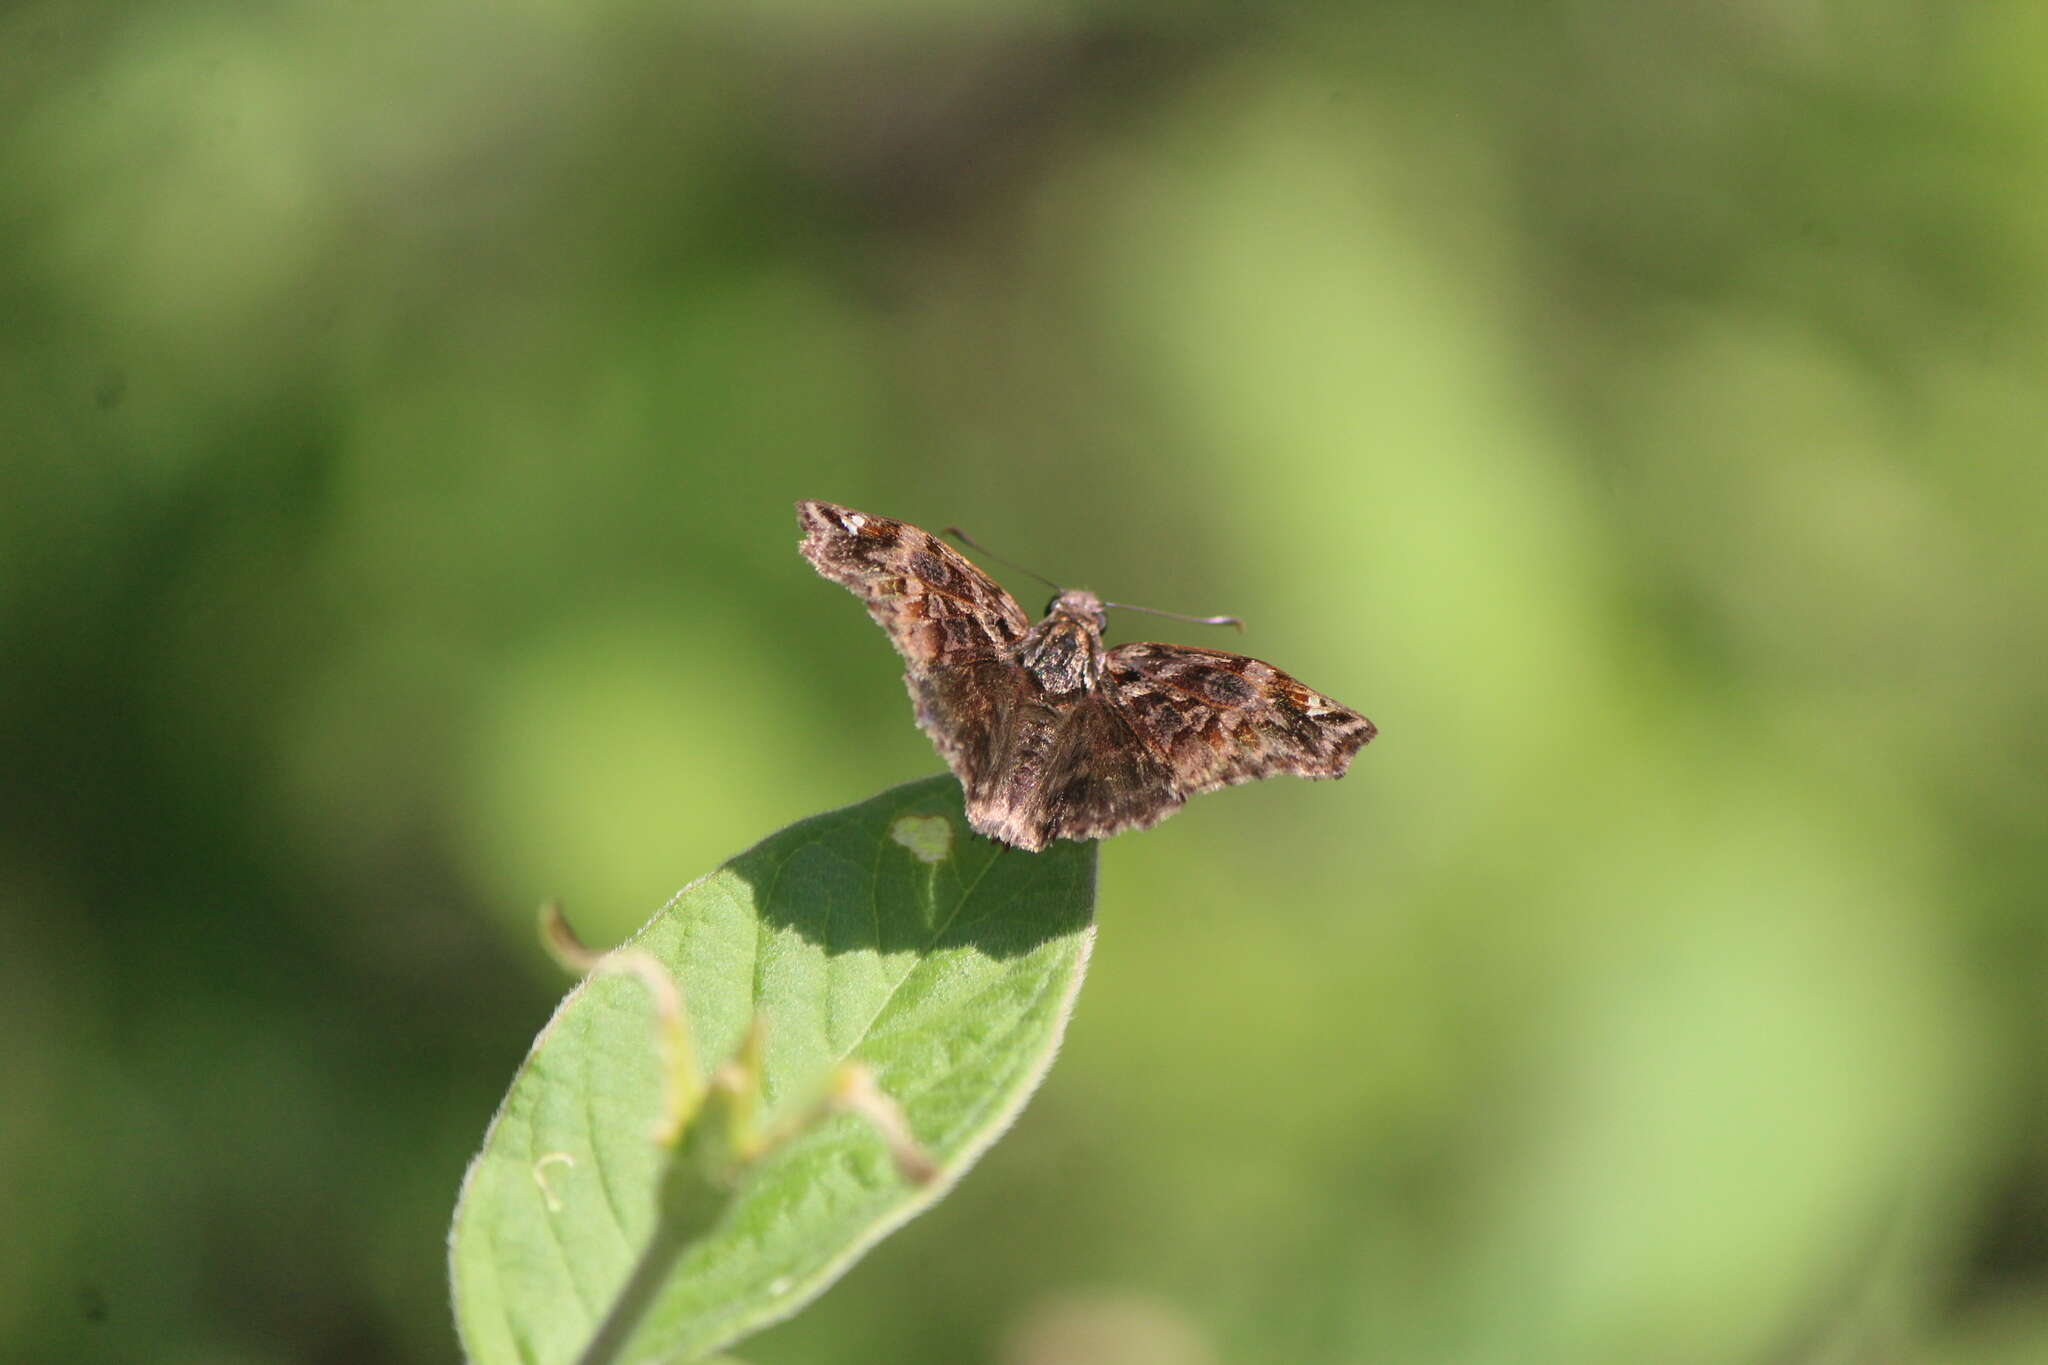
(5, 3, 2045, 1362)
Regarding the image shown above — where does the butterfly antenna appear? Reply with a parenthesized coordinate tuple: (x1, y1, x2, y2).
(942, 525, 1063, 593)
(1102, 602, 1246, 633)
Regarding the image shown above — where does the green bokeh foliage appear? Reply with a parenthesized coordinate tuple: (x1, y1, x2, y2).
(4, 3, 2045, 1363)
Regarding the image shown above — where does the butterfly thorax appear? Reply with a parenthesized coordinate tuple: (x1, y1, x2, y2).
(1016, 590, 1108, 696)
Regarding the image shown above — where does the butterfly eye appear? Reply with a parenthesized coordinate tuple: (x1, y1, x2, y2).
(1045, 594, 1062, 617)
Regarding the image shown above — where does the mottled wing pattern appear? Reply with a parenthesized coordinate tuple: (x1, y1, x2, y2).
(967, 695, 1184, 852)
(799, 499, 1378, 851)
(796, 499, 1032, 790)
(1106, 642, 1376, 796)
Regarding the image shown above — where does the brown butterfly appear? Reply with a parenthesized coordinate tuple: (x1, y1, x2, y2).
(796, 500, 1376, 851)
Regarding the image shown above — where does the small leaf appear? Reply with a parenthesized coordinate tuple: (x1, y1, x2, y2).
(449, 777, 1098, 1365)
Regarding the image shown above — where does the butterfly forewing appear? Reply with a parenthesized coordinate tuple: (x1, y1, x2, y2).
(796, 500, 1030, 661)
(797, 500, 1031, 801)
(1105, 643, 1377, 795)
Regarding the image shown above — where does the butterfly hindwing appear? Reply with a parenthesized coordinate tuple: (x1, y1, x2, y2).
(964, 693, 1185, 852)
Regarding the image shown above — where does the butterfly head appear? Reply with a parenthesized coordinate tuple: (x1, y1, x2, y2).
(1043, 589, 1108, 633)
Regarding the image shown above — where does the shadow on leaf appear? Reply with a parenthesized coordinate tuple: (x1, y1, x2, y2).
(730, 776, 1095, 960)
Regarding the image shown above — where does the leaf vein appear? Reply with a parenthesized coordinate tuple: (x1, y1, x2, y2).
(829, 825, 1012, 1075)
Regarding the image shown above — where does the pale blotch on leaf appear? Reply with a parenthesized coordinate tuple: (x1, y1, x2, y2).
(890, 814, 953, 864)
(532, 1153, 575, 1212)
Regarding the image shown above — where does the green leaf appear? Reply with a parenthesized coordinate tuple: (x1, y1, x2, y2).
(449, 776, 1098, 1365)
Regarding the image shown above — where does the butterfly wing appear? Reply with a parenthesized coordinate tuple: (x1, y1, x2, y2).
(966, 693, 1185, 851)
(796, 500, 1033, 798)
(1105, 641, 1376, 797)
(798, 501, 1377, 850)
